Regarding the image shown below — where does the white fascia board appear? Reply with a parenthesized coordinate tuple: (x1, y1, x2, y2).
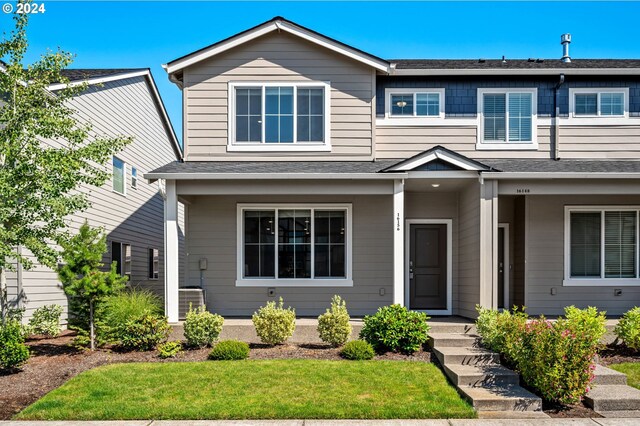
(164, 20, 389, 75)
(482, 172, 640, 179)
(47, 70, 150, 91)
(143, 172, 408, 181)
(393, 68, 640, 76)
(388, 150, 484, 172)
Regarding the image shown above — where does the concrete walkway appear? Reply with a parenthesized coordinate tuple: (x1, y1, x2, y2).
(2, 419, 640, 425)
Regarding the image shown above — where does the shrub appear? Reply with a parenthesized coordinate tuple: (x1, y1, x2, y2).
(615, 307, 640, 351)
(340, 340, 375, 360)
(28, 305, 63, 337)
(115, 314, 171, 351)
(360, 304, 430, 354)
(476, 305, 528, 363)
(252, 298, 296, 345)
(517, 307, 606, 404)
(158, 341, 182, 359)
(0, 320, 30, 370)
(209, 340, 250, 360)
(100, 289, 165, 347)
(317, 295, 352, 347)
(183, 305, 224, 348)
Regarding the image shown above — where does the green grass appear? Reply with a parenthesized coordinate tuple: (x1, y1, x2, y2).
(16, 360, 475, 420)
(610, 363, 640, 390)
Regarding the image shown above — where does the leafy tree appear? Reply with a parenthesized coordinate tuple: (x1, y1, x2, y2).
(0, 6, 131, 319)
(58, 222, 128, 350)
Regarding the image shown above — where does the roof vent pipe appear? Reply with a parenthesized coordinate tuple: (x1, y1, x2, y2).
(561, 33, 572, 63)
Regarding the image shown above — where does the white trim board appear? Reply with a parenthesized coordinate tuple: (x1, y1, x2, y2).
(385, 149, 486, 172)
(164, 19, 390, 75)
(404, 219, 453, 315)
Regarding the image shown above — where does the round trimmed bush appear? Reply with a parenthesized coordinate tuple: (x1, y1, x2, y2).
(359, 304, 430, 354)
(208, 340, 250, 360)
(252, 298, 296, 345)
(317, 295, 352, 347)
(340, 340, 374, 360)
(183, 305, 224, 348)
(615, 307, 640, 352)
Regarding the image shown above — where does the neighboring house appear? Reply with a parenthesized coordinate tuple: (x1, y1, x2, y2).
(6, 68, 184, 322)
(147, 17, 640, 322)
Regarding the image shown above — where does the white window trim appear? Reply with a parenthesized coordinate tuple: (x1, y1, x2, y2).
(236, 203, 353, 287)
(383, 88, 446, 123)
(112, 156, 127, 197)
(476, 88, 538, 150)
(563, 205, 640, 287)
(568, 87, 629, 121)
(227, 81, 332, 152)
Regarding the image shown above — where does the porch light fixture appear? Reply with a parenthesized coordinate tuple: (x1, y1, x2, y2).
(431, 183, 440, 188)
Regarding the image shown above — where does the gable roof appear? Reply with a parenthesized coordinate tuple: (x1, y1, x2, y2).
(382, 146, 496, 172)
(163, 16, 390, 77)
(48, 69, 183, 161)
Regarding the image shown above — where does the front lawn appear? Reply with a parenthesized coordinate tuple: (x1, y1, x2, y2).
(16, 360, 475, 420)
(610, 363, 640, 390)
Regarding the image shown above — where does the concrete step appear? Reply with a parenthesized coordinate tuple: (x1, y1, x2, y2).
(444, 363, 520, 387)
(596, 410, 640, 418)
(457, 384, 542, 412)
(593, 364, 628, 385)
(477, 410, 550, 419)
(429, 322, 477, 335)
(433, 346, 500, 366)
(428, 333, 481, 348)
(585, 385, 640, 411)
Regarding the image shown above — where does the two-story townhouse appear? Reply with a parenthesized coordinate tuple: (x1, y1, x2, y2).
(148, 17, 640, 322)
(6, 68, 185, 322)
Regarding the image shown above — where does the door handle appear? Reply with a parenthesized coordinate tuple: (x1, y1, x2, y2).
(409, 260, 414, 280)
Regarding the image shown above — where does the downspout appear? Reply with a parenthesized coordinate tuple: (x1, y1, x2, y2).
(17, 245, 23, 309)
(553, 74, 565, 160)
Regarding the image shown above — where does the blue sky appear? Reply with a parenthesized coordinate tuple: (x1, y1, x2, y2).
(2, 1, 640, 143)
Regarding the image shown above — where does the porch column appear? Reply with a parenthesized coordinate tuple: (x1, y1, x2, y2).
(164, 179, 180, 323)
(479, 179, 499, 309)
(393, 179, 405, 305)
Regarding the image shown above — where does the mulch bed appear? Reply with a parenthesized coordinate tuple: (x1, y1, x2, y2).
(0, 331, 434, 420)
(598, 343, 640, 366)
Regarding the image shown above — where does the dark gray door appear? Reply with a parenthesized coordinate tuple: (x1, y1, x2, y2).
(498, 227, 505, 309)
(409, 224, 447, 310)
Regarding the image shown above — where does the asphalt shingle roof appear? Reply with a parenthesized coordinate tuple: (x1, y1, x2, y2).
(391, 59, 640, 70)
(149, 161, 399, 175)
(482, 159, 640, 173)
(59, 68, 147, 82)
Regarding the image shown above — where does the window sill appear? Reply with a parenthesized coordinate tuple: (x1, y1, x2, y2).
(376, 117, 472, 126)
(112, 189, 127, 197)
(563, 279, 640, 287)
(228, 144, 331, 153)
(476, 142, 539, 151)
(236, 279, 353, 287)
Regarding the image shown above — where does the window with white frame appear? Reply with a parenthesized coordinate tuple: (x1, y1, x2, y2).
(570, 88, 628, 118)
(385, 89, 444, 118)
(148, 248, 159, 280)
(230, 82, 330, 148)
(131, 167, 138, 189)
(112, 156, 125, 195)
(111, 241, 132, 276)
(477, 88, 537, 148)
(238, 205, 352, 285)
(566, 207, 640, 285)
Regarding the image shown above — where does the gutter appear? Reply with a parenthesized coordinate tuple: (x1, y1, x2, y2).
(481, 172, 640, 180)
(392, 68, 640, 76)
(144, 172, 409, 181)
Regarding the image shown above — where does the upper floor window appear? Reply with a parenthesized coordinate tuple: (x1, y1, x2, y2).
(111, 241, 132, 276)
(112, 156, 125, 195)
(477, 88, 537, 150)
(384, 88, 445, 119)
(131, 167, 138, 189)
(229, 82, 331, 151)
(569, 88, 628, 118)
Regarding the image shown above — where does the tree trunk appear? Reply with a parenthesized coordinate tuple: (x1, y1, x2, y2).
(89, 298, 95, 351)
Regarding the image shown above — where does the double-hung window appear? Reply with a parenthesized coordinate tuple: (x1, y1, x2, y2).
(477, 88, 537, 149)
(112, 156, 125, 195)
(565, 207, 640, 286)
(111, 242, 132, 276)
(237, 204, 352, 286)
(148, 248, 159, 280)
(385, 88, 445, 119)
(570, 88, 628, 118)
(230, 82, 330, 151)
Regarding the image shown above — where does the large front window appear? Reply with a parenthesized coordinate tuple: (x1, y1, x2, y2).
(231, 83, 329, 149)
(566, 207, 640, 285)
(238, 205, 351, 286)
